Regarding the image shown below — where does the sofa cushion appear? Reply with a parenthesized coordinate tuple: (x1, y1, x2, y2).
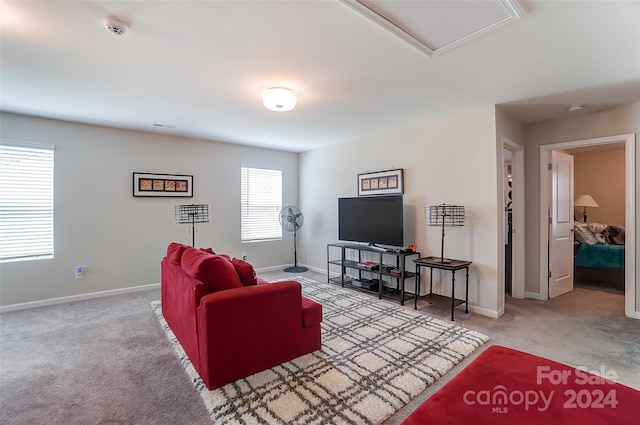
(301, 296, 322, 327)
(181, 248, 243, 293)
(231, 258, 257, 286)
(199, 247, 215, 254)
(166, 242, 188, 265)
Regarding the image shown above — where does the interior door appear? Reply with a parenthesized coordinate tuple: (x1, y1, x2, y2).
(549, 150, 574, 298)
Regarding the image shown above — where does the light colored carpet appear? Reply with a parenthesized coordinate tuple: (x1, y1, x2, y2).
(152, 276, 489, 424)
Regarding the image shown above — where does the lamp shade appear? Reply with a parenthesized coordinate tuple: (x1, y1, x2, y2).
(175, 204, 211, 224)
(426, 204, 465, 227)
(574, 194, 598, 208)
(175, 204, 211, 247)
(426, 203, 465, 264)
(262, 87, 297, 112)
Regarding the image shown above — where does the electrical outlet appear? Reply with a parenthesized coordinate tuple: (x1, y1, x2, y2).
(241, 252, 247, 260)
(75, 267, 84, 279)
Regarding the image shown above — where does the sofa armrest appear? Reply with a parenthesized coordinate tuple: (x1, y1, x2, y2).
(196, 280, 308, 389)
(198, 280, 302, 331)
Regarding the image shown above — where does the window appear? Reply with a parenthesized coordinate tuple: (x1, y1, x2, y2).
(241, 166, 282, 242)
(0, 143, 54, 262)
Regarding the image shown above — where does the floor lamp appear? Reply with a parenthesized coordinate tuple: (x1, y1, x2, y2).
(175, 204, 211, 247)
(426, 204, 465, 264)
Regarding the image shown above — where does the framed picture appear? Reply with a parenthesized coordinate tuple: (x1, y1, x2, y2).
(133, 172, 193, 197)
(357, 168, 404, 196)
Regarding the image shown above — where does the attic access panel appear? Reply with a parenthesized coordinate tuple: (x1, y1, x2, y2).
(342, 0, 524, 56)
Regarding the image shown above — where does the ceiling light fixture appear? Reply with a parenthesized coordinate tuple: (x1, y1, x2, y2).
(104, 17, 129, 36)
(567, 104, 583, 112)
(262, 87, 297, 112)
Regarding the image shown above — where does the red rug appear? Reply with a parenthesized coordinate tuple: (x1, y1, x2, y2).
(401, 345, 638, 425)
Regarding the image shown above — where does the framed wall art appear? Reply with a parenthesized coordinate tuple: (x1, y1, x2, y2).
(357, 168, 404, 196)
(133, 172, 193, 197)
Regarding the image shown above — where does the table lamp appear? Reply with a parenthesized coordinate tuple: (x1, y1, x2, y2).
(426, 204, 465, 264)
(175, 204, 211, 246)
(574, 195, 598, 223)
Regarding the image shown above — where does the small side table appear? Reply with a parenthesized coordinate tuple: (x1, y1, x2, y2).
(413, 256, 472, 321)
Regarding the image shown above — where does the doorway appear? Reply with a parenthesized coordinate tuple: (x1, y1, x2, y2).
(539, 134, 636, 318)
(567, 144, 626, 295)
(501, 138, 525, 302)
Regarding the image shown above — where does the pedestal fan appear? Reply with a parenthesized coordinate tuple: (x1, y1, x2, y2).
(280, 205, 307, 273)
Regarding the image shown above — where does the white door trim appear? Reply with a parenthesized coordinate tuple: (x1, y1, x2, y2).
(501, 137, 525, 300)
(539, 134, 636, 318)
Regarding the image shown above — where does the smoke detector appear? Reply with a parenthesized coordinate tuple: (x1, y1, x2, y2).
(104, 17, 128, 36)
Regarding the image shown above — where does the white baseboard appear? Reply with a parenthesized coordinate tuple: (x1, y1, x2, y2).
(256, 263, 327, 275)
(0, 283, 160, 313)
(467, 304, 501, 318)
(304, 264, 327, 275)
(525, 291, 545, 300)
(255, 264, 292, 273)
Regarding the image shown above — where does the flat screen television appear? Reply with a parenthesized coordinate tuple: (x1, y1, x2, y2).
(338, 195, 403, 247)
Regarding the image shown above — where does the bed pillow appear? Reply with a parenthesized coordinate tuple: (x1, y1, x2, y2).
(604, 225, 625, 245)
(574, 222, 598, 245)
(587, 222, 607, 244)
(587, 222, 607, 235)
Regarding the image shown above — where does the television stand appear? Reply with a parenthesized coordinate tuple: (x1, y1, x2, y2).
(327, 243, 420, 306)
(367, 244, 388, 253)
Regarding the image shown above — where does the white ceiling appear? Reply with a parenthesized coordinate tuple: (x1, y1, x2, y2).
(1, 0, 639, 153)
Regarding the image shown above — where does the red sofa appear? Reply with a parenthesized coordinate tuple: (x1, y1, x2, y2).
(161, 242, 322, 390)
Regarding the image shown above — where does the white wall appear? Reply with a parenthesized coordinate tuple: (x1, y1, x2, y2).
(0, 112, 299, 307)
(573, 148, 625, 226)
(495, 107, 525, 310)
(299, 106, 503, 317)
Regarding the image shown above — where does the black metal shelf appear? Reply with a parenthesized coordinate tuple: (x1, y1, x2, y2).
(327, 276, 416, 302)
(327, 243, 420, 306)
(328, 259, 417, 279)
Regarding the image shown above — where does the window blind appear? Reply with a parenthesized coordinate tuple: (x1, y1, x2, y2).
(0, 143, 54, 262)
(241, 166, 282, 242)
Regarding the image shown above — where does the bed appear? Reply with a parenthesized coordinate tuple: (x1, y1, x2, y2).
(573, 221, 625, 291)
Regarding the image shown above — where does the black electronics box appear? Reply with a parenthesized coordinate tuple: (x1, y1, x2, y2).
(351, 278, 379, 291)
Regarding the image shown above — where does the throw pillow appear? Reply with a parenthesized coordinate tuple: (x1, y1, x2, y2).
(573, 222, 598, 245)
(166, 242, 188, 264)
(231, 258, 258, 286)
(587, 222, 607, 235)
(604, 225, 625, 245)
(181, 248, 243, 292)
(199, 247, 215, 254)
(586, 222, 607, 244)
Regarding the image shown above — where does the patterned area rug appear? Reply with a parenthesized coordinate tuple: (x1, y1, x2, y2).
(152, 276, 489, 424)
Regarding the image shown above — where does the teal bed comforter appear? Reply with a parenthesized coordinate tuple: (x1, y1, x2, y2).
(575, 243, 625, 269)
